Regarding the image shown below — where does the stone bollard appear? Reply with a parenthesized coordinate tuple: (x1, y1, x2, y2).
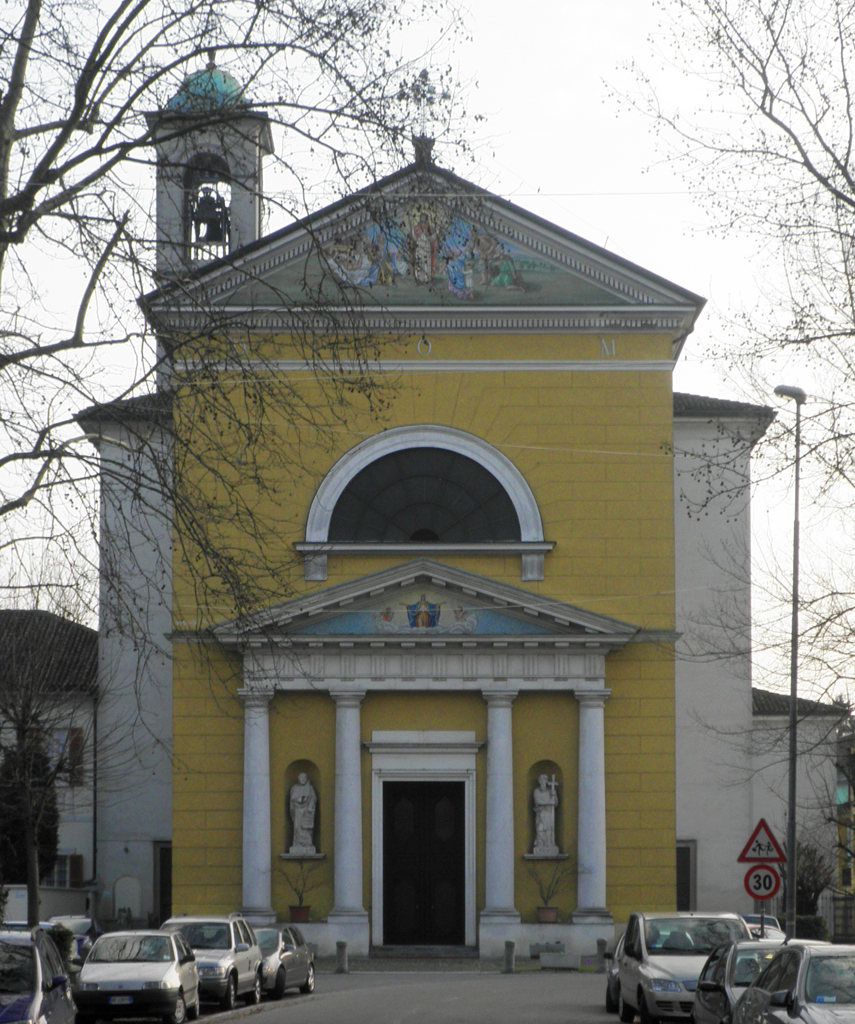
(502, 940, 515, 974)
(335, 940, 348, 974)
(596, 938, 607, 974)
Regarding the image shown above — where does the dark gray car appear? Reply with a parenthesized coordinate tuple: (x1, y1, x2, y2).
(694, 941, 780, 1024)
(254, 926, 314, 998)
(732, 943, 853, 1024)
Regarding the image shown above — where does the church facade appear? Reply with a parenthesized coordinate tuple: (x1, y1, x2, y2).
(88, 63, 776, 955)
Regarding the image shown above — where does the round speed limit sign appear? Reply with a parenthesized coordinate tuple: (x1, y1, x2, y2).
(744, 863, 781, 900)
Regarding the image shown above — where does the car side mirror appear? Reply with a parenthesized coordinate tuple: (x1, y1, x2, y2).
(698, 981, 724, 994)
(235, 943, 249, 953)
(50, 975, 68, 990)
(182, 953, 195, 964)
(769, 990, 793, 1009)
(604, 951, 614, 961)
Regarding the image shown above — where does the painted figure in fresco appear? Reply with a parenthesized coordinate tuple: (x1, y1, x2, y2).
(406, 593, 441, 628)
(289, 772, 317, 852)
(374, 607, 397, 633)
(442, 216, 475, 299)
(449, 605, 478, 633)
(412, 213, 437, 283)
(533, 773, 559, 856)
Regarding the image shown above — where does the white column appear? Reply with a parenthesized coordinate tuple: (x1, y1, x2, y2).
(481, 690, 520, 922)
(330, 690, 367, 916)
(574, 688, 612, 920)
(241, 689, 275, 923)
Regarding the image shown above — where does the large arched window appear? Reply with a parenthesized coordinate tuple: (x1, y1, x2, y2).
(298, 426, 552, 581)
(328, 448, 521, 543)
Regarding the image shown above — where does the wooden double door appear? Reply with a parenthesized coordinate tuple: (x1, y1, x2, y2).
(383, 780, 465, 945)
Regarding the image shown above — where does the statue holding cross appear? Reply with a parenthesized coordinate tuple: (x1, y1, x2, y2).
(532, 773, 560, 856)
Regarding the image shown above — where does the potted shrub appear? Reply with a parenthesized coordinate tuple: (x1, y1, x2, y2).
(527, 860, 572, 923)
(279, 858, 324, 923)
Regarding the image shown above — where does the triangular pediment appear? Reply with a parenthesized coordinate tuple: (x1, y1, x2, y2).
(212, 559, 640, 647)
(146, 163, 704, 339)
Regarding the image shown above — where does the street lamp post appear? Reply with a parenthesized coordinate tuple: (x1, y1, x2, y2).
(774, 383, 807, 941)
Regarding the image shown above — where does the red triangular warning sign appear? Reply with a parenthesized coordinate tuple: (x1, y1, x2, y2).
(738, 818, 786, 863)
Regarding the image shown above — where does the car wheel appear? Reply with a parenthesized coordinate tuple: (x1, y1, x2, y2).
(606, 981, 619, 1014)
(273, 968, 287, 999)
(244, 971, 262, 1006)
(299, 963, 314, 995)
(619, 989, 635, 1023)
(220, 974, 237, 1012)
(165, 994, 186, 1024)
(638, 991, 655, 1024)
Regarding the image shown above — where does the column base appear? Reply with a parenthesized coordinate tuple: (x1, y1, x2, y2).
(478, 908, 521, 957)
(241, 906, 276, 926)
(326, 909, 370, 956)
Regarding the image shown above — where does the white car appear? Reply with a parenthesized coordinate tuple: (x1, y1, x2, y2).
(75, 931, 199, 1024)
(617, 911, 750, 1023)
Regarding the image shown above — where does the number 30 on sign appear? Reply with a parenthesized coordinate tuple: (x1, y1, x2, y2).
(744, 863, 780, 900)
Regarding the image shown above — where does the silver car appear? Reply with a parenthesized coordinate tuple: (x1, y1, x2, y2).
(75, 931, 199, 1024)
(254, 925, 314, 998)
(160, 915, 261, 1011)
(694, 941, 780, 1024)
(732, 942, 854, 1024)
(617, 911, 750, 1023)
(0, 927, 76, 1024)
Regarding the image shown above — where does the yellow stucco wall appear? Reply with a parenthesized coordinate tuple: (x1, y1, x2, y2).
(171, 327, 678, 925)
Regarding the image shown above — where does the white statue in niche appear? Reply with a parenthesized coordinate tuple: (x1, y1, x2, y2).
(288, 773, 317, 854)
(532, 773, 560, 856)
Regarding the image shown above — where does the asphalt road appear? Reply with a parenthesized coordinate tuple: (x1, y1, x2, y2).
(211, 969, 609, 1024)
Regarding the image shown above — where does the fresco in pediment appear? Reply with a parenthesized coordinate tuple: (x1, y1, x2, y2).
(296, 589, 555, 636)
(321, 202, 561, 303)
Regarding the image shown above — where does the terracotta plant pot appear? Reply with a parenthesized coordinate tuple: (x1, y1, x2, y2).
(289, 905, 310, 923)
(536, 906, 559, 924)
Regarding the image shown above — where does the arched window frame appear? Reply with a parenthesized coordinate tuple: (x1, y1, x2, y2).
(297, 425, 552, 581)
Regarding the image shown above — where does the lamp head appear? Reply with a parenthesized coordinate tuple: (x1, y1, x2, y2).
(774, 384, 807, 405)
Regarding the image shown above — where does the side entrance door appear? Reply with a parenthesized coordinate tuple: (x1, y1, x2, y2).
(383, 780, 465, 945)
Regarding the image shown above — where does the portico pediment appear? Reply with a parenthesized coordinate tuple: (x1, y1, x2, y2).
(212, 558, 639, 650)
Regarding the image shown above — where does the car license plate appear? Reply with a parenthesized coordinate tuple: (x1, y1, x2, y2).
(109, 996, 133, 1005)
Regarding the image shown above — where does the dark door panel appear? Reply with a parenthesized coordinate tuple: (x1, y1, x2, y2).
(383, 780, 465, 945)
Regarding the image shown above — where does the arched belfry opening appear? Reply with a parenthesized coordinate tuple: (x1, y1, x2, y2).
(328, 447, 522, 543)
(185, 153, 232, 260)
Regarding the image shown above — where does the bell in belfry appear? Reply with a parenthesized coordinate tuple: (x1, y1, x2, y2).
(192, 186, 228, 244)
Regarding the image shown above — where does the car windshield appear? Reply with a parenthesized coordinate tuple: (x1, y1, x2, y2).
(806, 956, 855, 1004)
(89, 936, 173, 963)
(733, 949, 777, 986)
(254, 930, 279, 956)
(167, 924, 230, 951)
(645, 919, 746, 955)
(0, 941, 35, 994)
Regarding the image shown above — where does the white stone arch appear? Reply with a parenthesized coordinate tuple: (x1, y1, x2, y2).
(298, 426, 550, 581)
(306, 425, 545, 543)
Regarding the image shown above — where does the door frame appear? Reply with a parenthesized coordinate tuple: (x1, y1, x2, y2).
(368, 731, 481, 947)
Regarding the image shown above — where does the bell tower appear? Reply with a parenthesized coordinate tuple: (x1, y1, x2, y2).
(146, 52, 274, 277)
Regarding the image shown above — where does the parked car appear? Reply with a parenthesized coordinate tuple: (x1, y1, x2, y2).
(75, 931, 199, 1024)
(0, 926, 76, 1024)
(161, 914, 262, 1011)
(617, 911, 750, 1023)
(732, 942, 854, 1024)
(694, 941, 781, 1024)
(742, 915, 781, 931)
(606, 933, 626, 1012)
(48, 918, 102, 961)
(254, 925, 314, 998)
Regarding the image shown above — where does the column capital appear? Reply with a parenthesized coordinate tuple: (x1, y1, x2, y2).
(238, 687, 273, 708)
(330, 690, 366, 708)
(574, 688, 611, 708)
(482, 689, 518, 708)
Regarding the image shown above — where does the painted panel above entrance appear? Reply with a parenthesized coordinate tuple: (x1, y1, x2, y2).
(298, 589, 554, 636)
